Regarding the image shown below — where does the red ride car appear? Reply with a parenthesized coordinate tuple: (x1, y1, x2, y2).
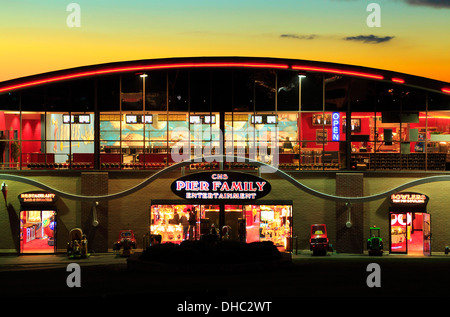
(309, 224, 329, 256)
(113, 230, 137, 253)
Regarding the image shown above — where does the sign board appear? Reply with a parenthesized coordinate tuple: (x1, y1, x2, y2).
(389, 192, 429, 208)
(18, 191, 58, 205)
(171, 171, 271, 203)
(332, 112, 340, 141)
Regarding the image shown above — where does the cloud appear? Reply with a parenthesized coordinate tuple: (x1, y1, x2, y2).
(280, 34, 318, 40)
(344, 34, 395, 44)
(403, 0, 450, 8)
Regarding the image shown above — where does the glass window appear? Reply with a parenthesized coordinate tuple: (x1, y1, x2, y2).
(145, 70, 167, 111)
(190, 70, 211, 112)
(429, 92, 450, 111)
(0, 111, 21, 168)
(168, 70, 189, 112)
(98, 75, 120, 111)
(70, 80, 94, 113)
(233, 70, 253, 112)
(277, 70, 299, 111)
(20, 210, 56, 254)
(211, 70, 233, 112)
(100, 112, 121, 169)
(244, 204, 292, 250)
(150, 204, 199, 243)
(300, 74, 323, 111)
(253, 70, 276, 112)
(0, 92, 20, 111)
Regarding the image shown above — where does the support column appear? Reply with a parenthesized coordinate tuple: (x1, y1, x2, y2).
(81, 172, 109, 252)
(336, 173, 364, 253)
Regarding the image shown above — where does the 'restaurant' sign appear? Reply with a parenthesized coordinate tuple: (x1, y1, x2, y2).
(389, 192, 429, 207)
(18, 191, 58, 204)
(171, 171, 271, 203)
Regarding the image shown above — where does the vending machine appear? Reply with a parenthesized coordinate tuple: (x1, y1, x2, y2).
(389, 192, 431, 256)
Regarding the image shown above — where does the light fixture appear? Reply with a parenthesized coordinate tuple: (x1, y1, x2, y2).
(392, 77, 405, 84)
(92, 201, 99, 227)
(1, 182, 7, 206)
(0, 62, 289, 94)
(345, 202, 352, 228)
(292, 65, 384, 80)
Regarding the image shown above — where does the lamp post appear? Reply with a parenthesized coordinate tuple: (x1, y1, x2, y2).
(140, 73, 148, 109)
(140, 73, 148, 166)
(298, 74, 306, 169)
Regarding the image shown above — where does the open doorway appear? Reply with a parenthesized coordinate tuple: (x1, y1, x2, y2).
(389, 211, 431, 255)
(20, 210, 56, 254)
(150, 201, 293, 251)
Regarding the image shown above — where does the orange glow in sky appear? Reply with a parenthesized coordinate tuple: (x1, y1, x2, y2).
(1, 0, 449, 83)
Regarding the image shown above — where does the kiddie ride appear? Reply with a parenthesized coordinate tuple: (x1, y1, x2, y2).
(309, 224, 330, 256)
(367, 225, 383, 256)
(113, 229, 137, 257)
(67, 228, 89, 259)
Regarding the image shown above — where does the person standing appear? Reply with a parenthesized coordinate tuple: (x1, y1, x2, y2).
(188, 208, 197, 240)
(180, 211, 189, 240)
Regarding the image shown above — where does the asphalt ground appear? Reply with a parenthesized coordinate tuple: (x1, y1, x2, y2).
(1, 252, 449, 312)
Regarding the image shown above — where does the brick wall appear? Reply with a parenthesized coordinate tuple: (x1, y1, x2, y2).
(263, 173, 336, 250)
(0, 172, 79, 253)
(2, 170, 450, 254)
(107, 171, 181, 250)
(81, 172, 109, 252)
(336, 173, 364, 253)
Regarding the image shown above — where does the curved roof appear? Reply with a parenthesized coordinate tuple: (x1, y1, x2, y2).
(0, 56, 449, 95)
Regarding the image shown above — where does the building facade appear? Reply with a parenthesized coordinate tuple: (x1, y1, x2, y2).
(0, 56, 449, 255)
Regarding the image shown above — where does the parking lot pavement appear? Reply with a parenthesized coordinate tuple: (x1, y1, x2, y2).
(2, 251, 450, 270)
(0, 252, 128, 271)
(1, 251, 450, 301)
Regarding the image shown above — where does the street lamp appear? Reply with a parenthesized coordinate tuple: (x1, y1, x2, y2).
(140, 73, 148, 110)
(140, 73, 148, 164)
(298, 74, 306, 169)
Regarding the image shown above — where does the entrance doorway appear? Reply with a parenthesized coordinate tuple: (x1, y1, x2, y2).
(389, 211, 431, 255)
(19, 191, 58, 254)
(20, 210, 56, 254)
(150, 201, 293, 251)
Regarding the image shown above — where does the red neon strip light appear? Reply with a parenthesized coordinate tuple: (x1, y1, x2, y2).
(0, 62, 289, 94)
(292, 65, 384, 80)
(442, 88, 450, 94)
(392, 77, 405, 84)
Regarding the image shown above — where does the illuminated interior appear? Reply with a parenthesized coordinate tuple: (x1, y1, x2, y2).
(0, 58, 448, 172)
(150, 203, 292, 250)
(389, 212, 431, 255)
(150, 204, 200, 243)
(20, 210, 56, 254)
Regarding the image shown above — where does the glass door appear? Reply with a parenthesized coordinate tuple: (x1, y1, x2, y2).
(20, 210, 56, 254)
(423, 213, 431, 256)
(390, 212, 409, 254)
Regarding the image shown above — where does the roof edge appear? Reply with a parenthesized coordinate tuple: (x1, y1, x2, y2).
(0, 56, 449, 95)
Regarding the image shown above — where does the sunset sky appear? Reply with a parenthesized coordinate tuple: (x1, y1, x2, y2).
(1, 0, 449, 83)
